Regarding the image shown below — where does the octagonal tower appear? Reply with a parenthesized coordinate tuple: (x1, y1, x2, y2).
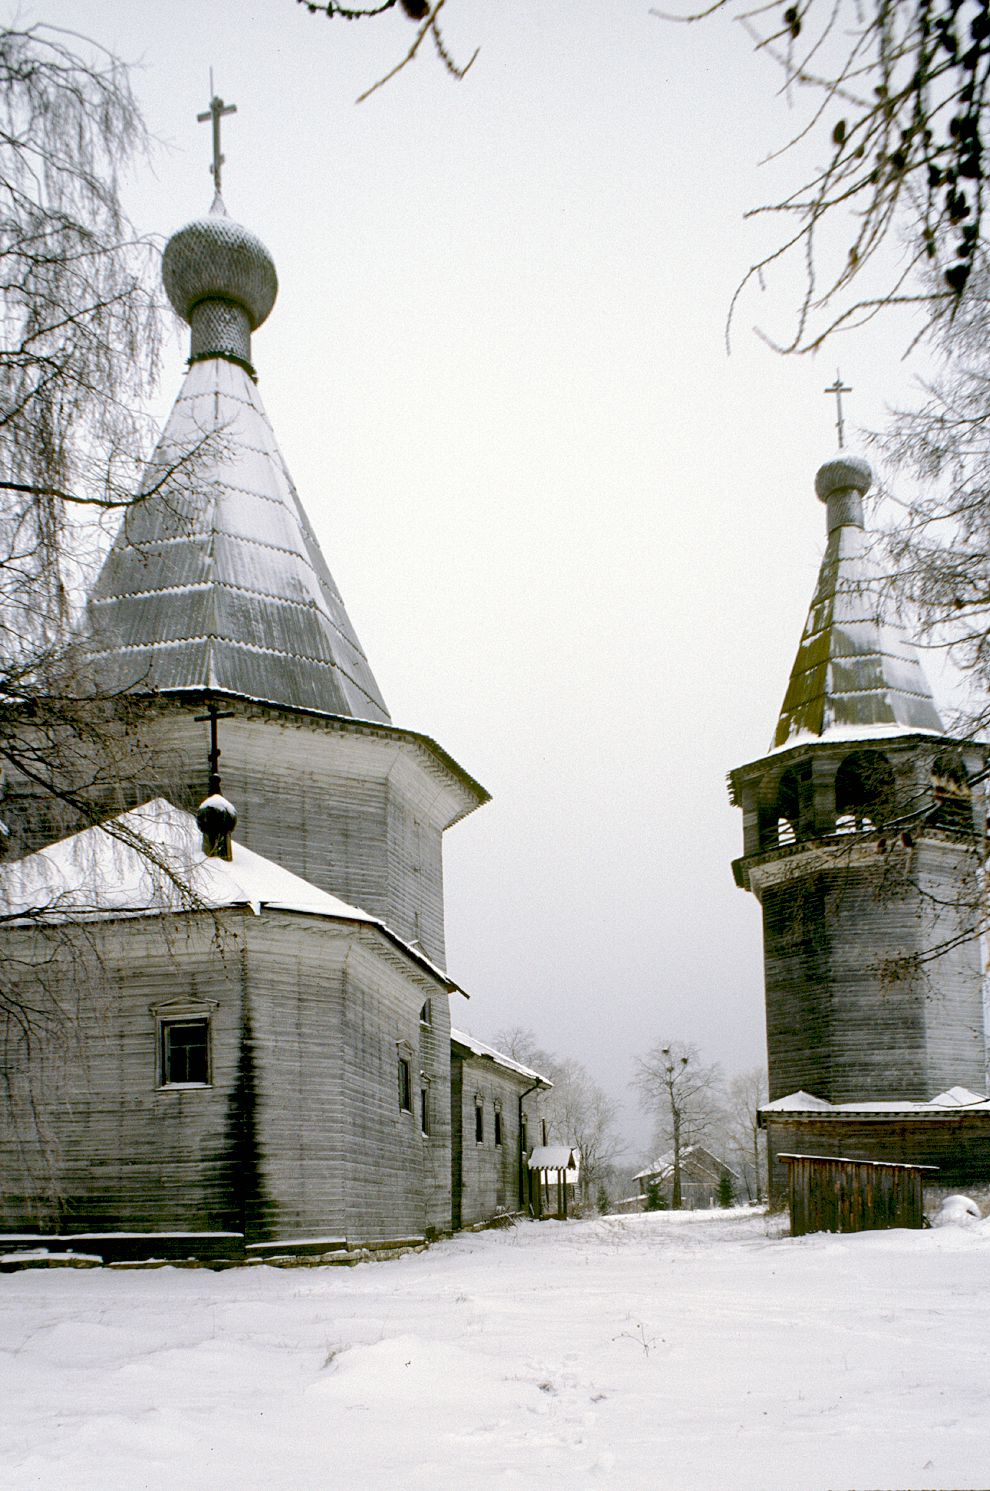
(729, 453, 987, 1106)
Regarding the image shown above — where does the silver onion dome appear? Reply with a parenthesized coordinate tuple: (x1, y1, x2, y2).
(814, 453, 873, 502)
(814, 453, 873, 533)
(162, 196, 277, 368)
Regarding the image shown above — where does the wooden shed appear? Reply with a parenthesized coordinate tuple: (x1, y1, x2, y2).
(780, 1153, 936, 1236)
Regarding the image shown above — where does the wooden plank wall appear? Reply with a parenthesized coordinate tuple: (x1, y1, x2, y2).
(766, 1115, 990, 1204)
(782, 1153, 929, 1235)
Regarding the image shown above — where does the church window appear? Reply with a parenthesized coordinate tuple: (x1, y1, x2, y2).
(475, 1098, 484, 1144)
(398, 1058, 412, 1112)
(759, 763, 810, 849)
(419, 1000, 432, 1026)
(160, 1018, 210, 1086)
(835, 750, 894, 833)
(931, 752, 974, 832)
(420, 1087, 430, 1135)
(494, 1105, 503, 1147)
(774, 768, 802, 846)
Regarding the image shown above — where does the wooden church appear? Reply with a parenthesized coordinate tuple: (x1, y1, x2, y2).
(729, 449, 990, 1202)
(0, 117, 549, 1261)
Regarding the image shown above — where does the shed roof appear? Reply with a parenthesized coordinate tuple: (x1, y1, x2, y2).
(0, 798, 459, 992)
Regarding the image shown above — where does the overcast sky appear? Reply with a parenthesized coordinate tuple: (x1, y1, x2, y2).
(29, 0, 943, 1160)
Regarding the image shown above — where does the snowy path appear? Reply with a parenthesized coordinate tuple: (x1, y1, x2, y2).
(2, 1210, 988, 1490)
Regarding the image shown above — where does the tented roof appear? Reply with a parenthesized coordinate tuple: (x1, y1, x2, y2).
(773, 464, 944, 750)
(85, 357, 390, 723)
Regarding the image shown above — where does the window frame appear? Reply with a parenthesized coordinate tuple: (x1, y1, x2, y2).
(159, 1016, 211, 1089)
(474, 1097, 484, 1145)
(398, 1056, 413, 1113)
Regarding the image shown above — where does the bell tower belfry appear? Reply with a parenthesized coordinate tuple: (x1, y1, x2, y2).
(729, 452, 988, 1106)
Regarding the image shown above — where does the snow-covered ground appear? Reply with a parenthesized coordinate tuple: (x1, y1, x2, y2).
(3, 1208, 989, 1491)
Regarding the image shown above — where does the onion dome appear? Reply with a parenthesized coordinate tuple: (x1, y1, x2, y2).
(162, 195, 277, 372)
(196, 792, 237, 860)
(814, 453, 873, 533)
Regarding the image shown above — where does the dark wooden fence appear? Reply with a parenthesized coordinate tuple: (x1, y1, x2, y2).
(780, 1153, 937, 1236)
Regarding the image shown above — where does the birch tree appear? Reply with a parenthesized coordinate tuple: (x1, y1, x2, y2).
(633, 1040, 724, 1209)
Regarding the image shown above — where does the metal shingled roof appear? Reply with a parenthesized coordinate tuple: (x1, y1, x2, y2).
(85, 357, 391, 723)
(773, 507, 944, 749)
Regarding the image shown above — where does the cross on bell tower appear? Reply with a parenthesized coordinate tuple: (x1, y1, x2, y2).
(197, 75, 237, 197)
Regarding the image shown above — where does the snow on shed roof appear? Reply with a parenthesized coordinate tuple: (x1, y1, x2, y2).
(0, 799, 461, 993)
(527, 1146, 580, 1178)
(450, 1029, 552, 1087)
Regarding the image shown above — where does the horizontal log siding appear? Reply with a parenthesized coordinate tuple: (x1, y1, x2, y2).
(5, 703, 480, 971)
(1, 909, 457, 1248)
(337, 933, 451, 1243)
(0, 916, 244, 1234)
(766, 1114, 990, 1204)
(243, 918, 349, 1242)
(763, 838, 984, 1103)
(453, 1054, 542, 1229)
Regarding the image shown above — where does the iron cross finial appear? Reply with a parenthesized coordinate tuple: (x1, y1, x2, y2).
(197, 72, 237, 196)
(825, 370, 852, 450)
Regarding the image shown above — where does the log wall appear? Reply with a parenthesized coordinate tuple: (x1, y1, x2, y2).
(761, 838, 985, 1103)
(0, 908, 458, 1248)
(451, 1048, 543, 1229)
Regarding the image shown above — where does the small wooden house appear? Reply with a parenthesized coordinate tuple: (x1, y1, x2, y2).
(633, 1145, 739, 1210)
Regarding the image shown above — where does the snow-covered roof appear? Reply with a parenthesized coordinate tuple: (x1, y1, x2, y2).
(762, 1085, 990, 1116)
(0, 799, 460, 992)
(450, 1029, 552, 1087)
(633, 1144, 740, 1183)
(527, 1145, 580, 1180)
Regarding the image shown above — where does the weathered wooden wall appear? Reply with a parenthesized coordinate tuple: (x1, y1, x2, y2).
(0, 908, 457, 1249)
(782, 1153, 929, 1235)
(765, 1114, 990, 1204)
(450, 1049, 543, 1229)
(0, 914, 245, 1234)
(761, 838, 985, 1103)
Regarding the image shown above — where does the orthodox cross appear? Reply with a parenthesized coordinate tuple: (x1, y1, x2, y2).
(824, 371, 852, 449)
(197, 76, 237, 196)
(194, 701, 236, 797)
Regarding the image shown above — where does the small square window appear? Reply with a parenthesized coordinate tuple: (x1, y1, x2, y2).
(475, 1101, 484, 1144)
(420, 1088, 430, 1135)
(398, 1057, 412, 1112)
(161, 1019, 210, 1086)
